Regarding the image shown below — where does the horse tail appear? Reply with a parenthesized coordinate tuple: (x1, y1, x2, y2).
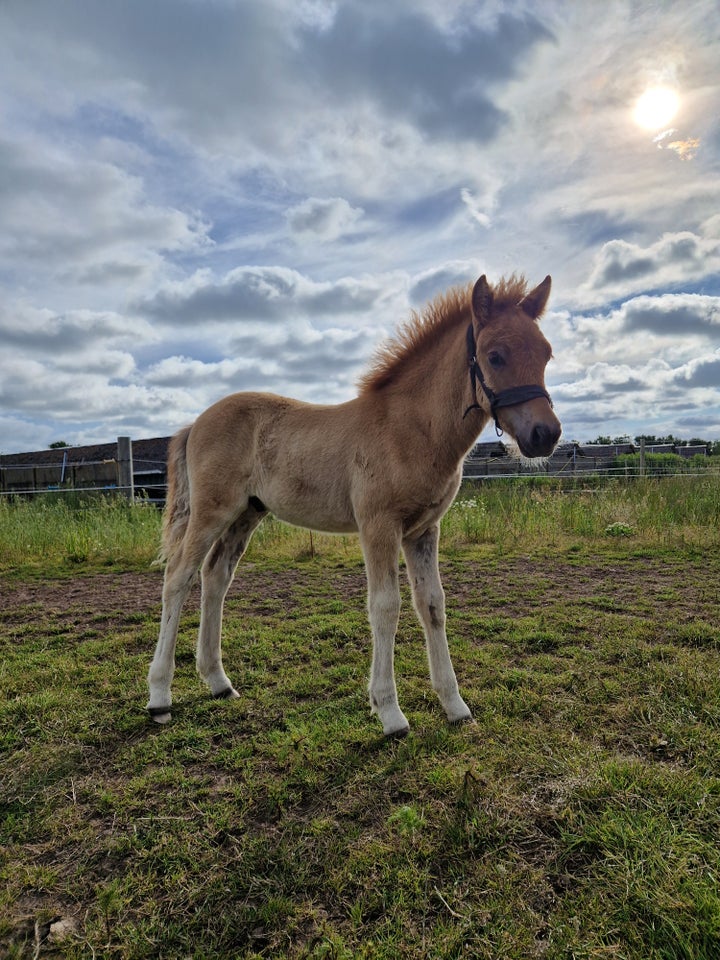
(160, 425, 193, 564)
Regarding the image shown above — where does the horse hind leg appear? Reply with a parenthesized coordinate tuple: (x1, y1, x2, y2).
(147, 537, 209, 723)
(195, 498, 267, 700)
(147, 503, 253, 723)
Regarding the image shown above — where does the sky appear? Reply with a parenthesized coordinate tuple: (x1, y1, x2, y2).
(1, 0, 719, 454)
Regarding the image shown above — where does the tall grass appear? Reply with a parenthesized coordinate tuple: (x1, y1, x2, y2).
(441, 475, 720, 551)
(0, 495, 162, 573)
(1, 475, 718, 574)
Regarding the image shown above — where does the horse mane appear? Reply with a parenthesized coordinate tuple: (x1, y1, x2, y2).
(358, 273, 529, 394)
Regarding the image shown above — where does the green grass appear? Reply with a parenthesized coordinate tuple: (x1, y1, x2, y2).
(0, 495, 163, 574)
(1, 474, 719, 576)
(1, 479, 720, 957)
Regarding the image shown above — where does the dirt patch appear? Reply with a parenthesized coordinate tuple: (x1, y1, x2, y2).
(1, 570, 166, 615)
(0, 565, 365, 620)
(0, 553, 715, 635)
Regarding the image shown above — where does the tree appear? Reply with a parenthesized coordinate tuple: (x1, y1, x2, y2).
(49, 441, 70, 449)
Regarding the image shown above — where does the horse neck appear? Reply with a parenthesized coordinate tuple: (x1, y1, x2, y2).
(387, 319, 489, 463)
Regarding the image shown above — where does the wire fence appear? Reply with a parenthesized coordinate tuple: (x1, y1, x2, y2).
(2, 450, 719, 501)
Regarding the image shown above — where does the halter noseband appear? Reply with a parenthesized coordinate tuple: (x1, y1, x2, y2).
(462, 323, 553, 436)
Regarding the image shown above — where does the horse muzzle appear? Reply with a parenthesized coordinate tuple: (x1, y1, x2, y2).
(516, 419, 562, 458)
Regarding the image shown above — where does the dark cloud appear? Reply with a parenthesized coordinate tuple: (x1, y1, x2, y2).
(588, 233, 717, 294)
(0, 0, 287, 140)
(408, 264, 474, 305)
(299, 7, 552, 143)
(622, 294, 720, 336)
(674, 356, 720, 389)
(137, 267, 385, 325)
(599, 235, 702, 286)
(596, 252, 655, 285)
(1, 1, 551, 154)
(0, 307, 148, 355)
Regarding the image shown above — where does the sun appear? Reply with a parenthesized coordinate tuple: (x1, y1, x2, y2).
(633, 86, 680, 131)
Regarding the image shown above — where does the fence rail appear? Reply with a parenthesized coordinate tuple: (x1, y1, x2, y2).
(1, 437, 718, 500)
(0, 437, 165, 501)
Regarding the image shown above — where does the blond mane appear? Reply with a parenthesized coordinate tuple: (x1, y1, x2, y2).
(358, 273, 529, 393)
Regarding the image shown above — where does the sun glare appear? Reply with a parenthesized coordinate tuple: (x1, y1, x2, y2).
(633, 86, 680, 131)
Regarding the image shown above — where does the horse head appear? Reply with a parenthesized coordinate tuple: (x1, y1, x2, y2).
(470, 274, 561, 459)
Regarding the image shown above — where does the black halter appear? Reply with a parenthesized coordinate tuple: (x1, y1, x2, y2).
(462, 323, 553, 435)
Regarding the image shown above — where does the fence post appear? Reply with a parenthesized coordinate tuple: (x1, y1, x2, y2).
(639, 437, 646, 477)
(117, 436, 134, 501)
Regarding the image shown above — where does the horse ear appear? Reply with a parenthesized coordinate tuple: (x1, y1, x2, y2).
(471, 275, 493, 329)
(519, 275, 552, 319)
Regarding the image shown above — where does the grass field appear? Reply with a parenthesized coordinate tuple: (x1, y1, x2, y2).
(1, 478, 719, 958)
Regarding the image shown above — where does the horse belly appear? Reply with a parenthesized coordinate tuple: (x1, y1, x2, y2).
(257, 470, 358, 534)
(251, 399, 360, 533)
(271, 502, 358, 534)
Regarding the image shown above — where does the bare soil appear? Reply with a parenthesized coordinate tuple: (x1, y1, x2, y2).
(1, 551, 715, 633)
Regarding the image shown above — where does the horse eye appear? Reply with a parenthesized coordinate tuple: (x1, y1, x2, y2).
(488, 351, 505, 369)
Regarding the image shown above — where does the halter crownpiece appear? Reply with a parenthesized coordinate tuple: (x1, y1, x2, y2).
(462, 323, 553, 435)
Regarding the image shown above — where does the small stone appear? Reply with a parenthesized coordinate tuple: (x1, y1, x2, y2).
(49, 917, 78, 943)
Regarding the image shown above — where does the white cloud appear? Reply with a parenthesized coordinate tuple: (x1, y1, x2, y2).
(0, 303, 155, 355)
(287, 197, 365, 241)
(0, 0, 719, 449)
(0, 136, 210, 311)
(580, 232, 720, 305)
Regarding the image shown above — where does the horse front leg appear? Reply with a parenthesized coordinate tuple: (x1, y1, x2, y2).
(403, 525, 473, 725)
(196, 504, 266, 699)
(361, 526, 409, 737)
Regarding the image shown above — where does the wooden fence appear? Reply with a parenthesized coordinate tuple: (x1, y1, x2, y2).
(0, 437, 168, 502)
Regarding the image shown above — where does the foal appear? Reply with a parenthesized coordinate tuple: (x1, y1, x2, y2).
(147, 273, 561, 735)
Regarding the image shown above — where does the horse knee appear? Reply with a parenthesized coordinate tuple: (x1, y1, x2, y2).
(368, 575, 400, 613)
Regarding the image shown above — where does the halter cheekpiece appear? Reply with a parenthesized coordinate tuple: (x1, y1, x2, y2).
(462, 323, 553, 435)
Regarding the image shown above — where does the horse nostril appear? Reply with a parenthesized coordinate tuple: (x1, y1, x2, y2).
(531, 423, 560, 453)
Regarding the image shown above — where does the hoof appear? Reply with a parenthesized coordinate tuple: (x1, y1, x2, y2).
(148, 706, 172, 724)
(385, 725, 411, 740)
(213, 686, 240, 700)
(449, 713, 476, 727)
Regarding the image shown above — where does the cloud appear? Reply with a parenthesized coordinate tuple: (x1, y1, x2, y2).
(1, 0, 719, 451)
(408, 260, 476, 305)
(298, 6, 552, 144)
(672, 352, 720, 389)
(0, 136, 210, 297)
(145, 319, 374, 395)
(662, 138, 701, 161)
(136, 266, 390, 325)
(549, 353, 713, 438)
(0, 303, 154, 355)
(460, 188, 493, 228)
(287, 197, 365, 241)
(620, 293, 720, 336)
(583, 231, 720, 301)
